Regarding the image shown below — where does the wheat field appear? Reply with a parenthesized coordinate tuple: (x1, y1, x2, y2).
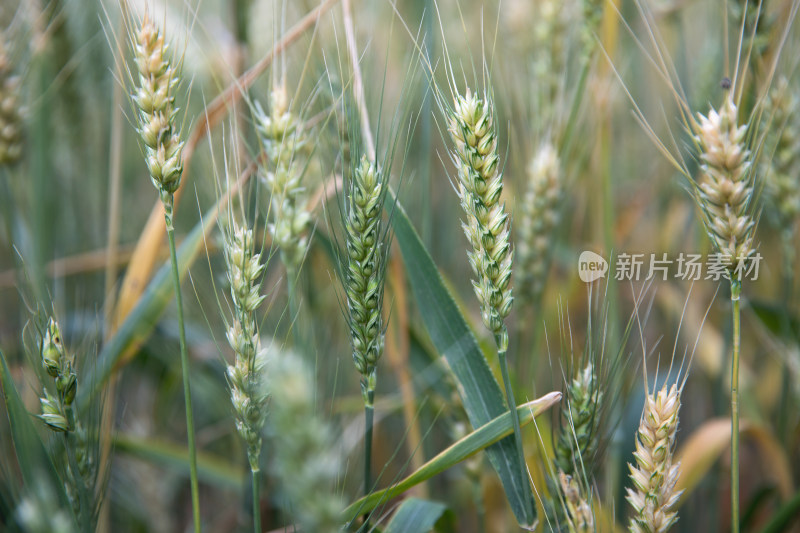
(0, 0, 799, 532)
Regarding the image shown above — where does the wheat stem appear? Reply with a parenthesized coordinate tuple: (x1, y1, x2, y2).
(165, 199, 201, 533)
(363, 388, 375, 498)
(730, 279, 741, 533)
(496, 327, 528, 508)
(252, 469, 260, 533)
(287, 266, 300, 347)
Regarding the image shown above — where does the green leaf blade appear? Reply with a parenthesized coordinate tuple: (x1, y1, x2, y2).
(0, 350, 72, 514)
(384, 498, 448, 533)
(390, 199, 539, 527)
(344, 392, 560, 519)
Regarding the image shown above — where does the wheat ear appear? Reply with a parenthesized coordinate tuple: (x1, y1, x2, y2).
(693, 95, 755, 270)
(254, 85, 311, 274)
(37, 318, 95, 524)
(626, 384, 683, 533)
(132, 14, 184, 211)
(448, 89, 513, 338)
(517, 141, 562, 307)
(763, 77, 800, 275)
(558, 470, 595, 533)
(447, 88, 534, 521)
(0, 41, 22, 166)
(130, 14, 200, 531)
(555, 362, 603, 477)
(223, 224, 268, 471)
(343, 154, 388, 496)
(692, 94, 754, 533)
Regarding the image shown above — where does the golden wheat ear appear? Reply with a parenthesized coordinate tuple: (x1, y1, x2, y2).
(627, 384, 683, 533)
(692, 94, 756, 272)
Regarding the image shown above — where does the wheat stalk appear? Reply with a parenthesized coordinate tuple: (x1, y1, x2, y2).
(342, 154, 388, 496)
(129, 13, 200, 531)
(447, 87, 534, 521)
(626, 384, 683, 533)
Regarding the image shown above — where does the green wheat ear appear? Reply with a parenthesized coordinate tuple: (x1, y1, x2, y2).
(254, 85, 312, 274)
(131, 13, 184, 207)
(447, 89, 513, 339)
(763, 77, 800, 269)
(222, 222, 268, 472)
(517, 141, 563, 307)
(36, 317, 96, 525)
(343, 154, 387, 396)
(0, 39, 22, 166)
(555, 362, 602, 476)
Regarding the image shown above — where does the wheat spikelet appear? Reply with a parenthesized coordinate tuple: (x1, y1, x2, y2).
(343, 155, 387, 398)
(447, 89, 513, 338)
(222, 223, 268, 472)
(254, 85, 311, 272)
(626, 384, 683, 533)
(692, 95, 755, 271)
(517, 141, 562, 306)
(131, 13, 184, 206)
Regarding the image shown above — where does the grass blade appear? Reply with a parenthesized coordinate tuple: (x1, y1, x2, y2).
(391, 197, 539, 526)
(343, 392, 560, 519)
(383, 498, 448, 533)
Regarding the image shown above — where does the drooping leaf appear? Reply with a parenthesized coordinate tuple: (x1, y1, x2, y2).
(383, 498, 448, 533)
(390, 197, 539, 526)
(0, 350, 72, 514)
(344, 392, 560, 520)
(675, 418, 793, 505)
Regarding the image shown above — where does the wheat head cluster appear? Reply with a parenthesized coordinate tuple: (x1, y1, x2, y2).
(0, 1, 799, 532)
